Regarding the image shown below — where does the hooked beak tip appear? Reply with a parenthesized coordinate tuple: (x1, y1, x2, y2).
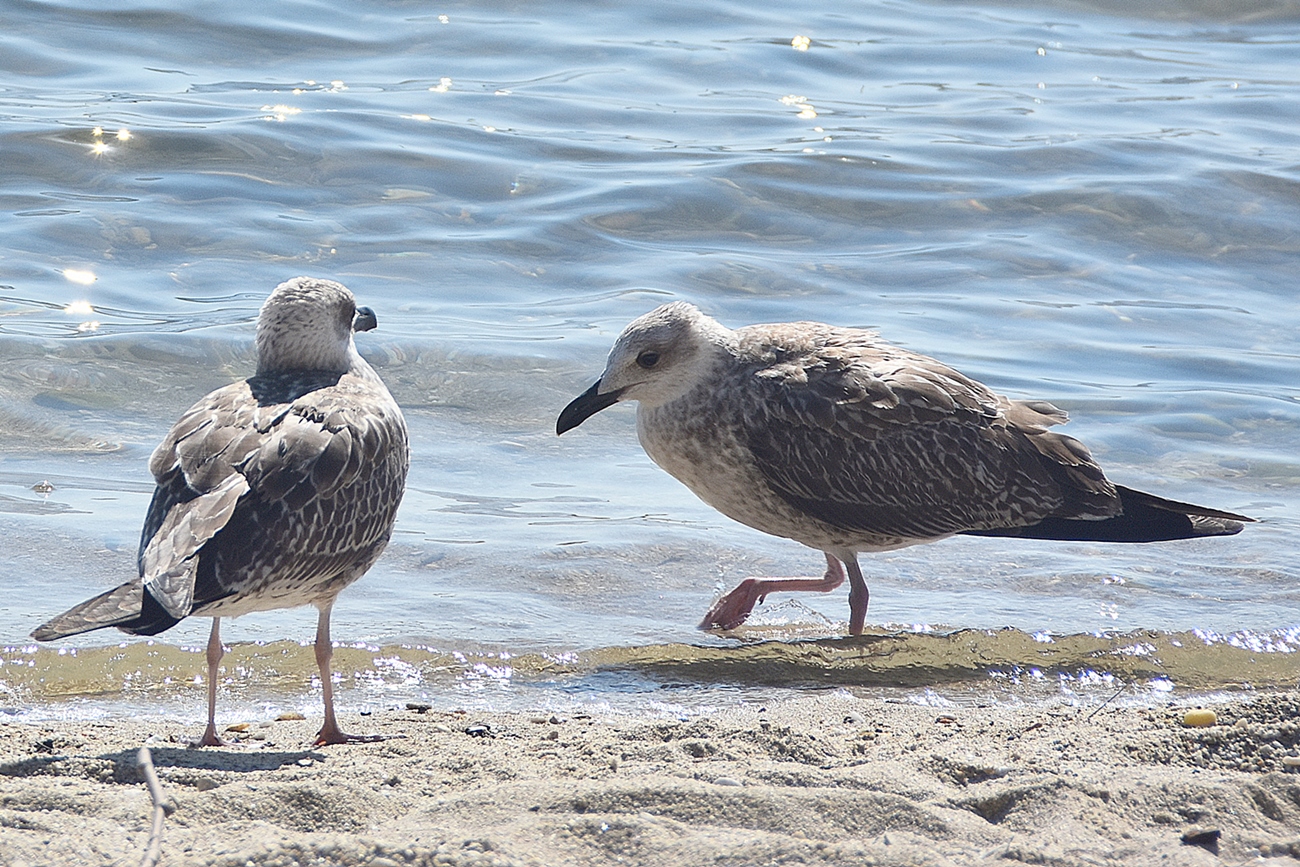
(557, 380, 624, 435)
(353, 306, 378, 333)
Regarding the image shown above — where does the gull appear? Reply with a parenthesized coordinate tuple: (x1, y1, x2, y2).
(33, 277, 409, 746)
(557, 302, 1251, 634)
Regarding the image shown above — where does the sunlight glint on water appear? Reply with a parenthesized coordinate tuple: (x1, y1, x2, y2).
(0, 0, 1297, 719)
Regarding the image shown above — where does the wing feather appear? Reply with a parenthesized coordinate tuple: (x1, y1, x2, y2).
(137, 369, 407, 617)
(140, 473, 250, 618)
(733, 324, 1119, 539)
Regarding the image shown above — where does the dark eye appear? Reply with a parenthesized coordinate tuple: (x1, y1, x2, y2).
(636, 350, 660, 369)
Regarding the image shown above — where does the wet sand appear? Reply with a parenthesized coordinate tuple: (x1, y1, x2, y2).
(2, 691, 1299, 866)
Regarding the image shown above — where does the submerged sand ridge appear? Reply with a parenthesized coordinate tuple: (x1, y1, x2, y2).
(4, 626, 1299, 709)
(2, 692, 1299, 866)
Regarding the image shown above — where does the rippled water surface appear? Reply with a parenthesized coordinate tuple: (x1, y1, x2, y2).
(1, 0, 1298, 722)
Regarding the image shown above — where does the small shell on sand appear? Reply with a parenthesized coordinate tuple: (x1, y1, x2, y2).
(1182, 709, 1217, 728)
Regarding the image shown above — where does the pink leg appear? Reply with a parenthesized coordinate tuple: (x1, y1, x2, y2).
(843, 555, 870, 636)
(312, 602, 386, 746)
(192, 618, 232, 747)
(700, 553, 847, 631)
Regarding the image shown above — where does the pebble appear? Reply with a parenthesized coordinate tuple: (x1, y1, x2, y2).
(225, 723, 250, 733)
(1282, 756, 1300, 769)
(714, 777, 743, 787)
(1181, 827, 1221, 850)
(1182, 709, 1217, 728)
(276, 712, 306, 721)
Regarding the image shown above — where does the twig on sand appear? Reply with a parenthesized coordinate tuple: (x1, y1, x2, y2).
(1086, 684, 1126, 722)
(137, 747, 168, 867)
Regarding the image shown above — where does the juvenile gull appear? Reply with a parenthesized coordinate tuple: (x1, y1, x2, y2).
(33, 277, 410, 746)
(557, 302, 1251, 635)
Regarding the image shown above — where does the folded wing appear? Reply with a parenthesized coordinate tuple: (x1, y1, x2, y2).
(736, 325, 1121, 541)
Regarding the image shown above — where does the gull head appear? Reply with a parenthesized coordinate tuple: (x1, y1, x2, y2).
(557, 301, 731, 434)
(256, 277, 376, 375)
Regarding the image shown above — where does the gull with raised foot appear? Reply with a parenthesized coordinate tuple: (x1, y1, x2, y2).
(557, 302, 1251, 635)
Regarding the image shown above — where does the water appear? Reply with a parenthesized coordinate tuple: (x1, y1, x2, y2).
(1, 0, 1298, 723)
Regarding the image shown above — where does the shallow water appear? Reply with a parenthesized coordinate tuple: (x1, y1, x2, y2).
(1, 0, 1298, 723)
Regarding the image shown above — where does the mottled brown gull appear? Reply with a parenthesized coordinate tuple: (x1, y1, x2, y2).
(557, 302, 1251, 635)
(33, 277, 409, 746)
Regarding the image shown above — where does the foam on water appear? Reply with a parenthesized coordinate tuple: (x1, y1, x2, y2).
(3, 625, 1297, 726)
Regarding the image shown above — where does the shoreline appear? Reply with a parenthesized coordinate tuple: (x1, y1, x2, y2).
(2, 691, 1298, 866)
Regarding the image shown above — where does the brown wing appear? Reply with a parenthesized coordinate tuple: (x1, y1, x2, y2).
(139, 370, 408, 618)
(193, 372, 408, 607)
(734, 323, 1119, 540)
(138, 378, 272, 618)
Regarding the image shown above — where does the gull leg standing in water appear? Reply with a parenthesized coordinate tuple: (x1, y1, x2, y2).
(33, 277, 409, 746)
(557, 302, 1251, 635)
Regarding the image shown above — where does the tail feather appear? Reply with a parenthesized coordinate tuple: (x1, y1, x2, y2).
(965, 485, 1252, 543)
(32, 581, 182, 641)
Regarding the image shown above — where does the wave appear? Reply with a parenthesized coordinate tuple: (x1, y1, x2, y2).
(5, 626, 1295, 716)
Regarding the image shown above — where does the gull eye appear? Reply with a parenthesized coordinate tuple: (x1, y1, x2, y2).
(636, 350, 660, 369)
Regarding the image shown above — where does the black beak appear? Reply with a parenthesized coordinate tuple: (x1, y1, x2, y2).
(557, 380, 625, 435)
(353, 306, 378, 333)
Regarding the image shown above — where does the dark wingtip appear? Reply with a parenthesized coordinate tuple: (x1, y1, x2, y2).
(557, 381, 624, 435)
(965, 487, 1255, 544)
(353, 306, 378, 333)
(1189, 515, 1246, 537)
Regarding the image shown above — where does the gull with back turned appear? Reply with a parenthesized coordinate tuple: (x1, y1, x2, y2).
(33, 277, 409, 746)
(557, 302, 1251, 634)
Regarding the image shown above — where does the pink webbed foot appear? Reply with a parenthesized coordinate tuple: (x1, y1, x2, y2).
(699, 578, 766, 630)
(184, 723, 237, 749)
(699, 554, 849, 632)
(312, 724, 399, 747)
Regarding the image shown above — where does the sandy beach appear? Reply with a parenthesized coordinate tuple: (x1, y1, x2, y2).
(2, 690, 1298, 867)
